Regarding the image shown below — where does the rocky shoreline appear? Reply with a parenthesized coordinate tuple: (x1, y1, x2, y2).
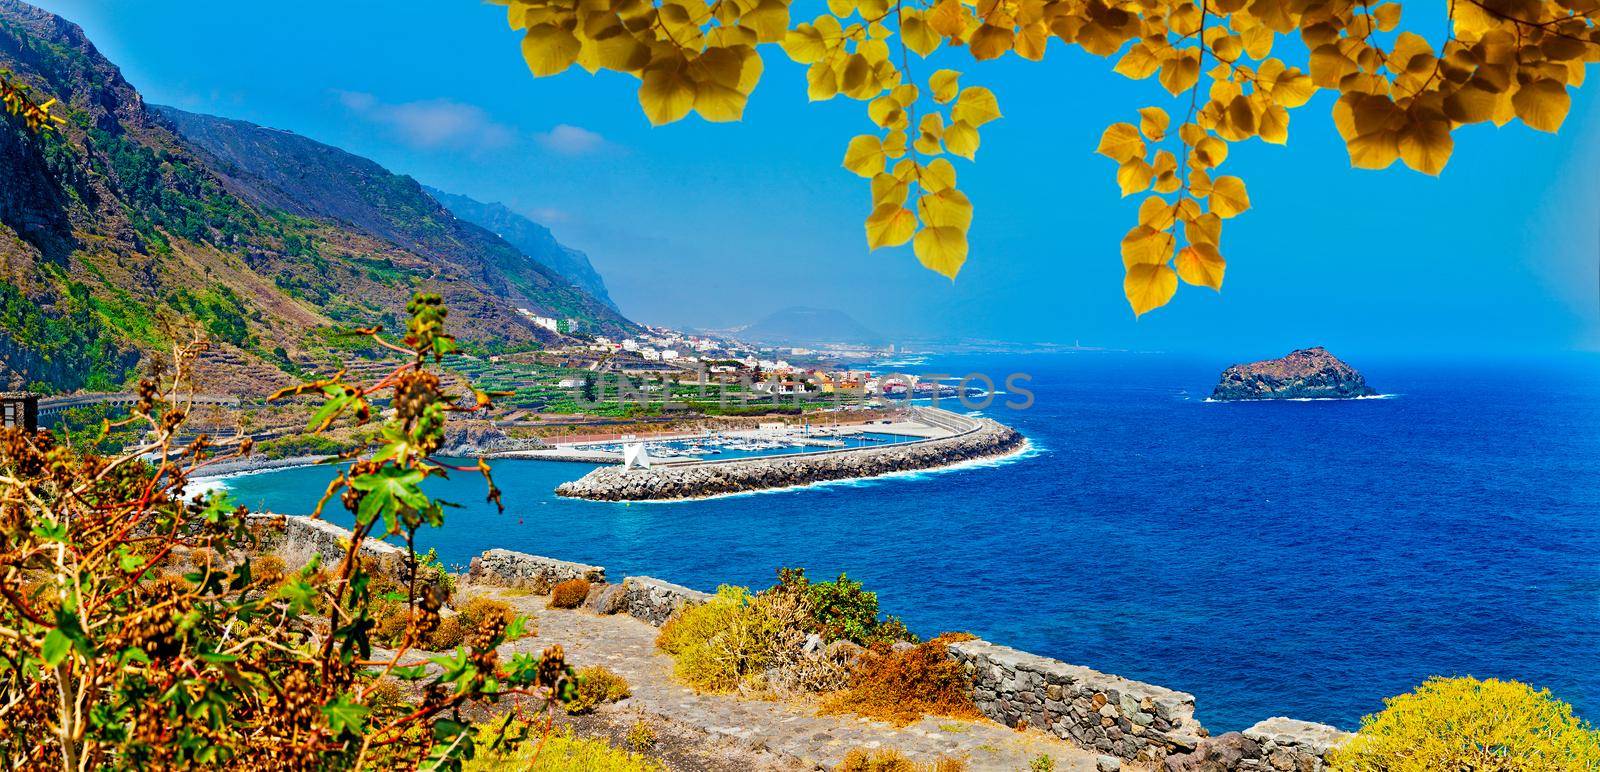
(554, 414, 1026, 502)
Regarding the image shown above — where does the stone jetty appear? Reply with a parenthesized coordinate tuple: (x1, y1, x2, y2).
(554, 409, 1025, 501)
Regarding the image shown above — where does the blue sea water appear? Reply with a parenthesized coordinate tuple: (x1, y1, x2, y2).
(219, 353, 1600, 733)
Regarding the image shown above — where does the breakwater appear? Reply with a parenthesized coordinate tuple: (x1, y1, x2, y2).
(555, 407, 1026, 501)
(260, 516, 1351, 769)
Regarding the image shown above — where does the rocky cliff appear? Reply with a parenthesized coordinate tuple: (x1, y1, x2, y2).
(0, 0, 631, 392)
(1210, 347, 1376, 401)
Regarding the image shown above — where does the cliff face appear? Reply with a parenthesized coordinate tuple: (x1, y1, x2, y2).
(0, 0, 632, 393)
(1210, 347, 1377, 401)
(424, 186, 619, 313)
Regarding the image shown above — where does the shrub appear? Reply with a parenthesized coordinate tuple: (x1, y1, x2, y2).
(625, 720, 657, 751)
(466, 724, 664, 772)
(820, 637, 983, 727)
(550, 578, 592, 609)
(0, 296, 575, 768)
(1029, 754, 1055, 772)
(427, 615, 465, 650)
(1326, 676, 1600, 771)
(567, 665, 631, 713)
(834, 747, 966, 772)
(655, 585, 809, 693)
(458, 594, 517, 628)
(775, 568, 919, 646)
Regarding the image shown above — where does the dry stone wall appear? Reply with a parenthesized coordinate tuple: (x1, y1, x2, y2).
(249, 514, 1351, 769)
(467, 548, 605, 592)
(948, 638, 1206, 764)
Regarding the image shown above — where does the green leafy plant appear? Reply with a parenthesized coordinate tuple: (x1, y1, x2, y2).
(0, 294, 576, 768)
(777, 567, 919, 646)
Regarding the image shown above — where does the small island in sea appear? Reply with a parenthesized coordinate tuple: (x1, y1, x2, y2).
(1210, 347, 1378, 401)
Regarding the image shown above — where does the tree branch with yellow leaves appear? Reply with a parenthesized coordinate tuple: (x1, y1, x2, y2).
(493, 0, 1598, 315)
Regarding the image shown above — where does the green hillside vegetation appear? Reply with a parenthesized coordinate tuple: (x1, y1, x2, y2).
(0, 1, 632, 394)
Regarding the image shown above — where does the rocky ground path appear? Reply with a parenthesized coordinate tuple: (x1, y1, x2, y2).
(486, 587, 1111, 771)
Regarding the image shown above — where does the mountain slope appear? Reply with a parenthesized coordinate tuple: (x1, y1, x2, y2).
(0, 0, 630, 393)
(156, 106, 630, 333)
(739, 307, 885, 347)
(423, 186, 618, 312)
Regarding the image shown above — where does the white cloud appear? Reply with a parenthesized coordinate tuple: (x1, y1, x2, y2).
(335, 91, 514, 150)
(533, 123, 607, 155)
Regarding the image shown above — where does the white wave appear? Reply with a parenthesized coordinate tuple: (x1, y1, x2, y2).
(1202, 393, 1399, 403)
(620, 436, 1045, 505)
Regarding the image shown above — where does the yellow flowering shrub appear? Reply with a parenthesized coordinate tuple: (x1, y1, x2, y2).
(1327, 676, 1600, 771)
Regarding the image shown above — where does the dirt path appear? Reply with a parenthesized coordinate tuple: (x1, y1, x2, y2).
(486, 587, 1109, 771)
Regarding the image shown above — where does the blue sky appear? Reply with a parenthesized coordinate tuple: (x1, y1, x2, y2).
(31, 0, 1600, 356)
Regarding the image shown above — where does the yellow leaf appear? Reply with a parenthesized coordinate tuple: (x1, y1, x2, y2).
(883, 129, 908, 157)
(1241, 26, 1274, 59)
(918, 189, 973, 229)
(1347, 130, 1400, 169)
(969, 24, 1015, 60)
(914, 113, 944, 155)
(1194, 136, 1228, 168)
(871, 172, 910, 206)
(869, 95, 904, 127)
(781, 25, 829, 63)
(922, 157, 958, 191)
(1188, 169, 1214, 198)
(1258, 104, 1289, 144)
(945, 120, 980, 159)
(952, 86, 1002, 126)
(1512, 79, 1570, 133)
(1175, 243, 1225, 290)
(639, 68, 697, 125)
(865, 203, 917, 248)
(1443, 83, 1497, 124)
(903, 13, 942, 56)
(1117, 158, 1154, 197)
(744, 0, 792, 42)
(1124, 263, 1178, 316)
(1209, 175, 1250, 218)
(807, 61, 839, 100)
(927, 0, 968, 38)
(1398, 118, 1453, 175)
(1120, 225, 1175, 266)
(1271, 70, 1316, 108)
(1096, 122, 1145, 163)
(1186, 212, 1222, 245)
(522, 24, 582, 77)
(1372, 3, 1401, 32)
(1309, 44, 1355, 88)
(1138, 107, 1169, 141)
(1138, 196, 1176, 229)
(1115, 44, 1160, 80)
(843, 134, 886, 177)
(1158, 49, 1201, 96)
(931, 70, 962, 103)
(1015, 21, 1049, 61)
(693, 81, 748, 122)
(914, 226, 968, 278)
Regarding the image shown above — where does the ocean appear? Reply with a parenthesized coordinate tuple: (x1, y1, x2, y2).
(218, 352, 1600, 733)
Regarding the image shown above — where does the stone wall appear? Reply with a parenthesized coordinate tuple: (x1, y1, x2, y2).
(1165, 718, 1352, 771)
(467, 548, 605, 592)
(555, 414, 1024, 501)
(948, 638, 1206, 764)
(595, 575, 713, 626)
(248, 513, 406, 573)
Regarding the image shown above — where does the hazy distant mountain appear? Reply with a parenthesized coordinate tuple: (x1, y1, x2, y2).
(740, 307, 885, 347)
(423, 186, 618, 312)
